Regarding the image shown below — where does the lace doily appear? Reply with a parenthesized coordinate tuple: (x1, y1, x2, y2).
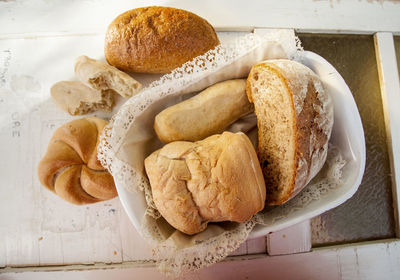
(152, 145, 345, 276)
(99, 30, 302, 194)
(98, 30, 346, 276)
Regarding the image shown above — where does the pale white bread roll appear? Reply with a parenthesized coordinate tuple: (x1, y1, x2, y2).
(74, 55, 142, 98)
(50, 81, 114, 116)
(246, 59, 333, 205)
(144, 132, 266, 235)
(154, 79, 254, 143)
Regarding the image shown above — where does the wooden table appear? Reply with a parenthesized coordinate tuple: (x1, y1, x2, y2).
(1, 1, 400, 279)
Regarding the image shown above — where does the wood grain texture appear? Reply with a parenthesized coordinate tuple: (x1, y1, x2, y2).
(1, 0, 400, 272)
(2, 240, 400, 280)
(374, 32, 400, 237)
(0, 35, 153, 267)
(228, 237, 266, 256)
(267, 220, 311, 256)
(0, 32, 262, 268)
(246, 237, 266, 255)
(0, 0, 400, 37)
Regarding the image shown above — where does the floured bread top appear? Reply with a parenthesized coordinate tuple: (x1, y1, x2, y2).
(246, 59, 333, 205)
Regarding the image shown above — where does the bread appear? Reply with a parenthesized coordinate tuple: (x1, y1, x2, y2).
(37, 117, 117, 205)
(104, 6, 220, 73)
(74, 55, 142, 98)
(50, 81, 114, 115)
(154, 79, 253, 143)
(144, 132, 266, 235)
(246, 59, 333, 205)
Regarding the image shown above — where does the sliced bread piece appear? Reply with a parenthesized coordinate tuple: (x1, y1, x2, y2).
(246, 59, 333, 205)
(74, 55, 142, 98)
(51, 81, 114, 116)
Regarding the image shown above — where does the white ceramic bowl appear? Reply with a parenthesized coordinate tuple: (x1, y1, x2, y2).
(116, 51, 366, 240)
(249, 51, 366, 238)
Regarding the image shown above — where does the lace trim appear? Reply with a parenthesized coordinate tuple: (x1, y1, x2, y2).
(96, 30, 347, 276)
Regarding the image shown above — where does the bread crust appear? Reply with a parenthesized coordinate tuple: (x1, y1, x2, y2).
(54, 165, 100, 205)
(74, 55, 142, 98)
(154, 79, 253, 142)
(50, 81, 114, 116)
(246, 60, 333, 205)
(37, 117, 117, 205)
(144, 132, 266, 235)
(104, 6, 220, 73)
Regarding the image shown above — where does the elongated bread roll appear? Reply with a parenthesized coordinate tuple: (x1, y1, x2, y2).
(154, 79, 253, 142)
(246, 59, 333, 205)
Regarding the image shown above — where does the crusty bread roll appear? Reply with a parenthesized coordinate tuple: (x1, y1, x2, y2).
(246, 59, 333, 205)
(74, 56, 142, 98)
(144, 131, 266, 235)
(50, 81, 114, 115)
(154, 79, 253, 143)
(104, 6, 220, 73)
(37, 117, 117, 205)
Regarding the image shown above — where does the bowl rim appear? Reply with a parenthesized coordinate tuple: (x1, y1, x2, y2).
(248, 51, 366, 239)
(116, 50, 367, 241)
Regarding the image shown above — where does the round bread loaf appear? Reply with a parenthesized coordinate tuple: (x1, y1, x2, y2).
(144, 132, 266, 235)
(104, 6, 220, 73)
(246, 59, 333, 206)
(37, 117, 117, 205)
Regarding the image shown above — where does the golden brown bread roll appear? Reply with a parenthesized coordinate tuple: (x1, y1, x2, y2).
(104, 6, 220, 73)
(144, 132, 266, 235)
(37, 117, 117, 205)
(154, 79, 254, 143)
(246, 59, 333, 205)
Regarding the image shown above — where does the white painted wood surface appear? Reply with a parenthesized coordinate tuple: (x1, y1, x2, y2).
(0, 30, 267, 268)
(1, 240, 399, 280)
(230, 237, 267, 256)
(1, 0, 400, 278)
(374, 32, 400, 237)
(1, 0, 400, 36)
(0, 34, 154, 268)
(267, 220, 311, 256)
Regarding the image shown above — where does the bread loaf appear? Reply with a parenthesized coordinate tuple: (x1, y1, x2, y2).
(37, 117, 117, 205)
(144, 132, 266, 235)
(154, 79, 253, 143)
(246, 59, 333, 205)
(74, 55, 142, 98)
(50, 81, 114, 115)
(104, 6, 220, 73)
